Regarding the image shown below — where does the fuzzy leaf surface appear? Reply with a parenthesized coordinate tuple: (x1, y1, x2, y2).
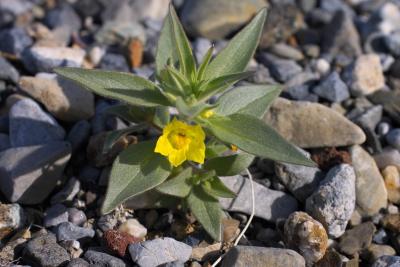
(204, 153, 255, 176)
(54, 68, 170, 107)
(204, 8, 267, 80)
(207, 114, 316, 166)
(186, 186, 222, 240)
(156, 168, 193, 197)
(214, 85, 281, 118)
(101, 141, 171, 214)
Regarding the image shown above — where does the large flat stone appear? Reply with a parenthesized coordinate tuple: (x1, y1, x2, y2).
(264, 98, 366, 148)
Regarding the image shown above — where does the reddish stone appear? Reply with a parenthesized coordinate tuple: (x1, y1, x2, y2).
(311, 147, 351, 171)
(103, 229, 138, 257)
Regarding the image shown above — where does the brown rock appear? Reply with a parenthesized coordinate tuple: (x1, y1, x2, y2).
(260, 2, 303, 48)
(382, 166, 400, 204)
(264, 98, 366, 148)
(0, 204, 25, 240)
(19, 76, 95, 122)
(128, 38, 143, 68)
(338, 222, 376, 256)
(316, 249, 359, 267)
(364, 244, 396, 263)
(382, 213, 400, 233)
(104, 229, 137, 257)
(284, 212, 328, 266)
(191, 242, 222, 261)
(350, 145, 387, 216)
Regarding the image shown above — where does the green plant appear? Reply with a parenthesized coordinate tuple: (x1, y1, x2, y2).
(55, 5, 315, 241)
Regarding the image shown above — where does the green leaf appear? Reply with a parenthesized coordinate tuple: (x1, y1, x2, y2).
(153, 106, 170, 128)
(214, 85, 282, 118)
(205, 142, 229, 158)
(169, 5, 196, 80)
(206, 114, 316, 167)
(204, 8, 267, 80)
(202, 176, 236, 198)
(156, 8, 179, 75)
(102, 124, 147, 154)
(204, 153, 255, 176)
(175, 97, 212, 118)
(104, 104, 151, 123)
(54, 68, 170, 107)
(197, 71, 254, 101)
(101, 141, 171, 214)
(186, 186, 223, 240)
(156, 167, 193, 197)
(196, 46, 214, 81)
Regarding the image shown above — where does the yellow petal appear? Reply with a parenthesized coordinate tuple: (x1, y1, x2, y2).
(168, 148, 187, 167)
(154, 135, 172, 156)
(187, 140, 205, 164)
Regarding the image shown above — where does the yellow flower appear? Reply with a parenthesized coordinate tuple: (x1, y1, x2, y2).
(154, 118, 206, 167)
(200, 109, 214, 119)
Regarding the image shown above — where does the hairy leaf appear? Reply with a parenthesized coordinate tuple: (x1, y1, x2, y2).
(186, 186, 222, 240)
(197, 71, 254, 101)
(169, 6, 196, 80)
(156, 167, 193, 197)
(101, 141, 171, 214)
(156, 7, 179, 75)
(207, 114, 316, 166)
(204, 8, 267, 80)
(215, 85, 281, 118)
(54, 68, 170, 107)
(202, 176, 236, 198)
(204, 153, 255, 176)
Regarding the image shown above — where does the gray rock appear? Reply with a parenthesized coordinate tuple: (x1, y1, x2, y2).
(44, 204, 69, 228)
(352, 105, 383, 130)
(55, 222, 95, 241)
(0, 133, 10, 152)
(269, 43, 304, 61)
(84, 249, 126, 267)
(23, 234, 70, 267)
(373, 229, 389, 244)
(19, 75, 95, 122)
(286, 85, 313, 101)
(0, 56, 19, 83)
(372, 255, 400, 267)
(386, 129, 400, 150)
(181, 0, 266, 39)
(68, 208, 87, 226)
(9, 98, 66, 147)
(338, 222, 376, 255)
(0, 142, 71, 204)
(385, 31, 400, 56)
(343, 54, 385, 96)
(221, 246, 305, 267)
(22, 46, 85, 73)
(306, 164, 356, 238)
(312, 72, 350, 102)
(50, 177, 80, 204)
(374, 148, 400, 169)
(322, 10, 362, 60)
(44, 3, 81, 34)
(67, 121, 91, 153)
(99, 53, 129, 72)
(258, 53, 303, 83)
(219, 175, 299, 222)
(350, 145, 387, 216)
(0, 203, 25, 240)
(67, 258, 90, 267)
(129, 237, 192, 267)
(275, 148, 323, 202)
(0, 27, 32, 56)
(264, 98, 366, 148)
(95, 20, 145, 47)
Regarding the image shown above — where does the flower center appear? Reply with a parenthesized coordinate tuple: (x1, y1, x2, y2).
(168, 130, 191, 149)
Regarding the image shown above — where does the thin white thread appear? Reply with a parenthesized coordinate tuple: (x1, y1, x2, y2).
(211, 169, 255, 267)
